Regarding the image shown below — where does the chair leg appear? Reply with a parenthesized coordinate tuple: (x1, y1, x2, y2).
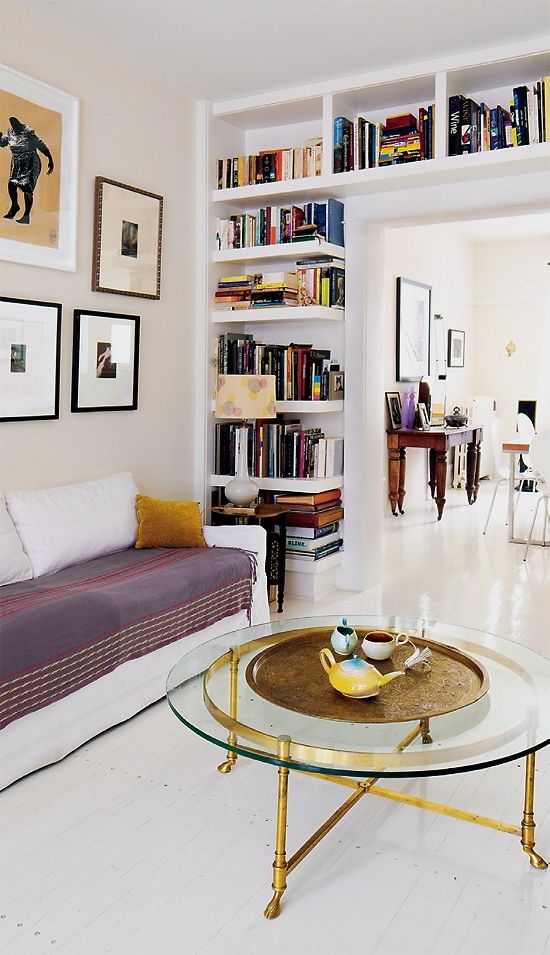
(483, 478, 503, 535)
(523, 497, 543, 561)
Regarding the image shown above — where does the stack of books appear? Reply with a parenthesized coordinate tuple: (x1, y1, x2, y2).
(215, 420, 327, 479)
(379, 112, 427, 166)
(275, 488, 344, 562)
(213, 274, 259, 310)
(448, 78, 550, 154)
(296, 263, 345, 308)
(250, 272, 298, 308)
(216, 335, 341, 402)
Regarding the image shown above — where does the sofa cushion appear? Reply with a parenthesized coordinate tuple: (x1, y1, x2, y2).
(135, 495, 206, 549)
(5, 472, 139, 578)
(0, 496, 33, 586)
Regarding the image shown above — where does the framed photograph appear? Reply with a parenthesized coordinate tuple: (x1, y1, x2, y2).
(417, 402, 431, 431)
(385, 391, 402, 430)
(328, 370, 344, 400)
(396, 277, 431, 382)
(430, 312, 447, 379)
(448, 328, 465, 368)
(71, 309, 140, 412)
(0, 296, 61, 421)
(92, 177, 163, 299)
(0, 65, 78, 270)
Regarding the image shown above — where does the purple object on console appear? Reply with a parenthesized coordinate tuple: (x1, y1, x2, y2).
(401, 389, 416, 429)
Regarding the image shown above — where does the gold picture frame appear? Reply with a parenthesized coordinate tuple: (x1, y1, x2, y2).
(92, 177, 163, 300)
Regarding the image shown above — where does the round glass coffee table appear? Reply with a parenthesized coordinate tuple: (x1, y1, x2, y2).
(166, 615, 550, 918)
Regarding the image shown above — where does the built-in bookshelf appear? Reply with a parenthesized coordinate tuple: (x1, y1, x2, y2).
(197, 36, 550, 600)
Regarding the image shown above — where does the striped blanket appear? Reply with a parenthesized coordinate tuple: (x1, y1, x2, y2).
(0, 546, 256, 730)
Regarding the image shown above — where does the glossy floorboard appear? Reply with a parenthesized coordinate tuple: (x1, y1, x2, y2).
(1, 485, 549, 955)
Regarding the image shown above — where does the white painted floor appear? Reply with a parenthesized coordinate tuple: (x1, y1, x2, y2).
(1, 483, 550, 955)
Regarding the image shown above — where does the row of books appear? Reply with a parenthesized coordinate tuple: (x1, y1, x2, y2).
(448, 79, 550, 154)
(333, 108, 435, 171)
(214, 265, 345, 311)
(216, 138, 323, 190)
(216, 334, 342, 402)
(215, 198, 345, 250)
(215, 422, 343, 480)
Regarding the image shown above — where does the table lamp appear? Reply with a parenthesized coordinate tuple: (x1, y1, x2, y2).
(215, 374, 277, 507)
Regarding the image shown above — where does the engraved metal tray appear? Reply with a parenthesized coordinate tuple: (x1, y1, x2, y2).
(245, 627, 490, 723)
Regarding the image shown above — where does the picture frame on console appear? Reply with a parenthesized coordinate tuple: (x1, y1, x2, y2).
(0, 296, 61, 421)
(385, 391, 402, 430)
(92, 177, 163, 299)
(396, 277, 431, 382)
(71, 308, 140, 412)
(0, 65, 79, 271)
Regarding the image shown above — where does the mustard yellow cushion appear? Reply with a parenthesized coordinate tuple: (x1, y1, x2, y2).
(135, 495, 206, 549)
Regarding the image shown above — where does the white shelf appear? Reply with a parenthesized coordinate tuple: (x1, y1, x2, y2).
(212, 305, 344, 324)
(285, 551, 343, 575)
(212, 143, 550, 206)
(213, 240, 345, 263)
(211, 474, 343, 492)
(277, 400, 343, 413)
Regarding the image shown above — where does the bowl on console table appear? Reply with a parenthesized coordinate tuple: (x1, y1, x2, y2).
(444, 407, 469, 428)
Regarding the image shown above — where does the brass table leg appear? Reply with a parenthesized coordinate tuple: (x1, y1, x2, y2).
(521, 751, 548, 869)
(217, 647, 240, 774)
(420, 718, 433, 744)
(264, 735, 291, 919)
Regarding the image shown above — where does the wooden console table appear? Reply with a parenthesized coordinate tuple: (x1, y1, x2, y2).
(387, 426, 483, 520)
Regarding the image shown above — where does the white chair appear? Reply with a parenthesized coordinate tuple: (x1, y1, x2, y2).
(483, 416, 525, 534)
(523, 430, 550, 560)
(516, 412, 536, 473)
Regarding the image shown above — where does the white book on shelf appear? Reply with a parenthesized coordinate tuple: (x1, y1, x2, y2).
(325, 437, 344, 477)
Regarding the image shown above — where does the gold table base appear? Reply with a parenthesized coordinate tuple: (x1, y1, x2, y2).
(218, 725, 547, 919)
(212, 642, 546, 919)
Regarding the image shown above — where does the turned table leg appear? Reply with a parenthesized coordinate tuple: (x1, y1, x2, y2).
(473, 440, 482, 502)
(397, 449, 406, 514)
(428, 448, 437, 499)
(466, 441, 478, 505)
(435, 450, 447, 520)
(388, 447, 401, 516)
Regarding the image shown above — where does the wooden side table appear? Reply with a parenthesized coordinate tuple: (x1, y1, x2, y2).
(210, 504, 287, 612)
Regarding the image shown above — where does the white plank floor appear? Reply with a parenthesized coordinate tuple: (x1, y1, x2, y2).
(1, 483, 550, 955)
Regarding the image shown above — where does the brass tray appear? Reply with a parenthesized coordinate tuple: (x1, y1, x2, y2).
(245, 627, 490, 723)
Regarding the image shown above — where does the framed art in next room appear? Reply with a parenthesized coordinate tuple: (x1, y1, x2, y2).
(396, 277, 431, 382)
(0, 296, 61, 422)
(92, 177, 163, 299)
(71, 309, 140, 412)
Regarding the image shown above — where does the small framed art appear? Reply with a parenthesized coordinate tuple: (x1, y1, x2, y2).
(0, 296, 61, 421)
(71, 309, 140, 412)
(328, 370, 344, 400)
(385, 391, 402, 430)
(447, 329, 465, 368)
(92, 177, 163, 299)
(416, 402, 431, 430)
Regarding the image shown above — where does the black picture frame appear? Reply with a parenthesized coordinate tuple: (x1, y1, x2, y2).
(71, 309, 140, 412)
(447, 328, 465, 368)
(396, 277, 431, 382)
(385, 391, 402, 430)
(0, 296, 61, 422)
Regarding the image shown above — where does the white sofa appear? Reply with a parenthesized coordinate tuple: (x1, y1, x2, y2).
(0, 473, 270, 790)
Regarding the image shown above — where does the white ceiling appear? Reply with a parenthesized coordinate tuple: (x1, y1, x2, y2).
(15, 0, 550, 102)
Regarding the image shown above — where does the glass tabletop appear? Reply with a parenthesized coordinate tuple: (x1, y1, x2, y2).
(166, 615, 550, 778)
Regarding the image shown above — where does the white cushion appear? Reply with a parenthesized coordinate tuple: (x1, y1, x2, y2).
(0, 495, 33, 586)
(5, 472, 139, 578)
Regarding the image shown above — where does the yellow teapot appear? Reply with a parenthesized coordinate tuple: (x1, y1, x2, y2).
(320, 647, 404, 699)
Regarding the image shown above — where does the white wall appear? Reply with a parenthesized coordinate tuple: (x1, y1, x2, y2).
(0, 4, 196, 497)
(383, 224, 475, 507)
(472, 236, 550, 435)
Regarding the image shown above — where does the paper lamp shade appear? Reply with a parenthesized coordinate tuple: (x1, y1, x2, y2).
(215, 375, 277, 420)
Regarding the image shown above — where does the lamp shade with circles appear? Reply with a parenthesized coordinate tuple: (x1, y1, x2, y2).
(215, 375, 277, 507)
